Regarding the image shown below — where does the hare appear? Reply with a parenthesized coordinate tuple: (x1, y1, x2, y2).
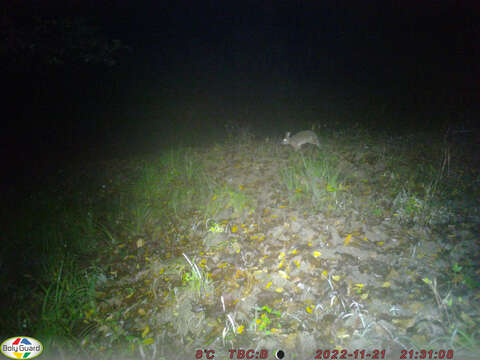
(282, 130, 320, 151)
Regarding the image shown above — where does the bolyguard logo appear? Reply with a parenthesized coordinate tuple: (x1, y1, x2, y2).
(1, 337, 43, 359)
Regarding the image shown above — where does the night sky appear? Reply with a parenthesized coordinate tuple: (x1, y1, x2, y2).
(102, 1, 478, 97)
(3, 1, 479, 185)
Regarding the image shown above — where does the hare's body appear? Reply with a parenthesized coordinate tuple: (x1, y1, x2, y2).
(282, 130, 320, 151)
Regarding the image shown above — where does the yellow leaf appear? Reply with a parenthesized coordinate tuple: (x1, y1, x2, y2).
(321, 270, 328, 279)
(306, 305, 313, 314)
(290, 249, 298, 255)
(382, 282, 391, 288)
(278, 252, 286, 259)
(212, 195, 217, 200)
(337, 330, 350, 339)
(231, 225, 238, 233)
(85, 309, 94, 320)
(250, 235, 258, 239)
(293, 260, 300, 268)
(377, 241, 384, 246)
(275, 287, 284, 293)
(279, 270, 290, 279)
(142, 326, 150, 338)
(354, 283, 364, 288)
(138, 308, 146, 316)
(344, 234, 352, 246)
(239, 185, 244, 190)
(237, 325, 245, 334)
(313, 251, 321, 258)
(265, 281, 272, 289)
(332, 275, 341, 281)
(360, 293, 369, 300)
(143, 338, 154, 345)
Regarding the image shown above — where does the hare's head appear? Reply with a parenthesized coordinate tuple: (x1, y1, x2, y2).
(282, 132, 292, 145)
(282, 130, 320, 151)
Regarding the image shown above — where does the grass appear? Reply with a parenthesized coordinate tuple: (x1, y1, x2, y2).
(1, 147, 209, 348)
(205, 185, 255, 220)
(280, 151, 346, 211)
(182, 253, 213, 301)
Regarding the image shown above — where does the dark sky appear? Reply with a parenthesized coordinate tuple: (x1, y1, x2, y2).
(3, 0, 480, 177)
(106, 1, 478, 87)
(14, 0, 477, 90)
